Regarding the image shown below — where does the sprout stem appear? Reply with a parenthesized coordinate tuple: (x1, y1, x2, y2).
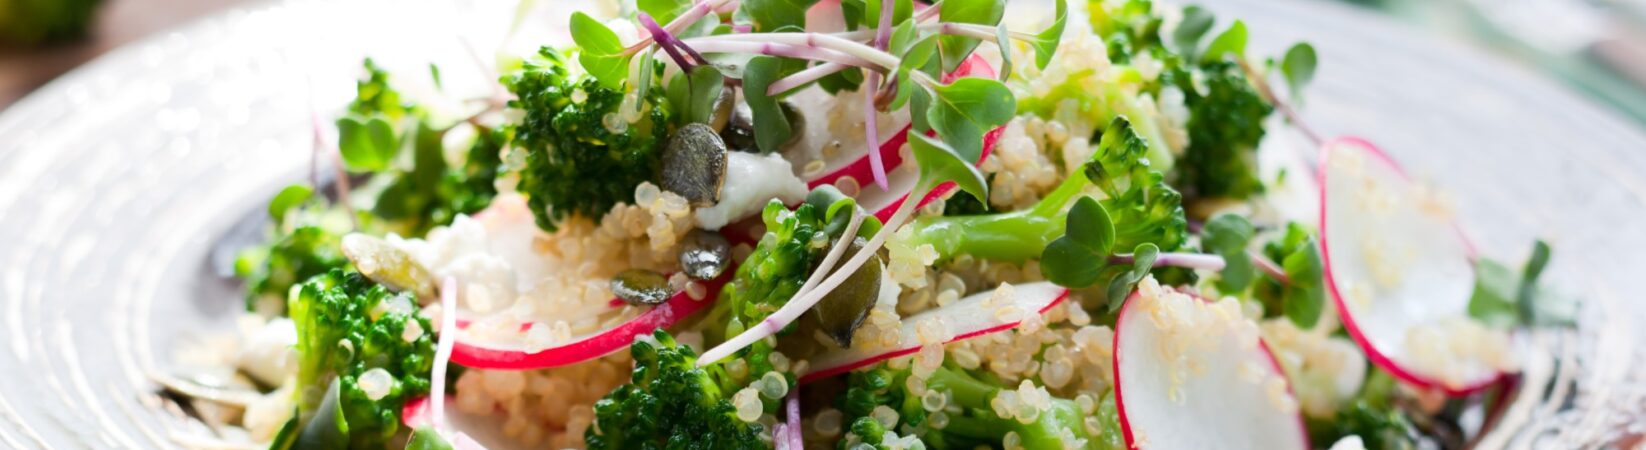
(1108, 252, 1227, 271)
(1249, 249, 1291, 285)
(700, 183, 928, 366)
(623, 0, 736, 56)
(795, 208, 865, 298)
(767, 62, 849, 96)
(683, 33, 901, 69)
(687, 40, 884, 70)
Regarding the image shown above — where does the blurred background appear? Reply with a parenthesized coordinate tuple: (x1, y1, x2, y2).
(3, 0, 1646, 124)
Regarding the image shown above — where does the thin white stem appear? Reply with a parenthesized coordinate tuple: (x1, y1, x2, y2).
(1109, 252, 1227, 271)
(699, 182, 929, 366)
(431, 276, 459, 434)
(914, 0, 943, 22)
(863, 71, 889, 189)
(683, 33, 901, 69)
(688, 40, 884, 70)
(1249, 249, 1291, 285)
(767, 62, 849, 95)
(795, 208, 865, 297)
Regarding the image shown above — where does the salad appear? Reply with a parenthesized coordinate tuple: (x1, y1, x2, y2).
(156, 0, 1575, 449)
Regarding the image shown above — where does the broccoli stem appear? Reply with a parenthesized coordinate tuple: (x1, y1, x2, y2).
(905, 161, 1092, 263)
(923, 367, 1094, 449)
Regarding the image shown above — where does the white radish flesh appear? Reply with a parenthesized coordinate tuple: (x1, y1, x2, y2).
(1318, 137, 1512, 394)
(1113, 278, 1308, 450)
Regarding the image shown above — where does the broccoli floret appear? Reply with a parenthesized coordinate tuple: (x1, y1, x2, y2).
(234, 207, 353, 315)
(285, 269, 435, 449)
(508, 47, 669, 232)
(838, 363, 1123, 450)
(586, 330, 767, 450)
(1171, 61, 1273, 201)
(900, 117, 1188, 263)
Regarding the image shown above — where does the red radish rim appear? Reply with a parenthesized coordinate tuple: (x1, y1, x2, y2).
(1316, 136, 1499, 396)
(1110, 288, 1310, 449)
(402, 394, 443, 428)
(450, 269, 732, 370)
(798, 286, 1068, 384)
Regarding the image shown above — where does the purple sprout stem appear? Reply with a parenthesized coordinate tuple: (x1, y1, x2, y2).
(638, 13, 698, 71)
(784, 389, 802, 449)
(862, 0, 896, 190)
(766, 62, 849, 95)
(687, 40, 883, 70)
(1249, 250, 1292, 285)
(623, 0, 734, 55)
(683, 33, 900, 69)
(1108, 252, 1228, 271)
(914, 0, 943, 22)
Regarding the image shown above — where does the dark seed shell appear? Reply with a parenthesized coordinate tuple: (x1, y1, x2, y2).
(661, 123, 728, 206)
(721, 102, 757, 152)
(679, 230, 731, 280)
(611, 269, 674, 306)
(812, 237, 883, 347)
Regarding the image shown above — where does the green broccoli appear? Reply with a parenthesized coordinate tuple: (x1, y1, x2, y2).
(278, 269, 435, 449)
(586, 330, 768, 450)
(234, 205, 354, 315)
(838, 363, 1124, 450)
(508, 47, 669, 232)
(1171, 60, 1273, 201)
(1308, 370, 1420, 450)
(899, 117, 1188, 263)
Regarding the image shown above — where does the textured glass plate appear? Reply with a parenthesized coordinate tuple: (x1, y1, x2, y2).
(0, 0, 1640, 448)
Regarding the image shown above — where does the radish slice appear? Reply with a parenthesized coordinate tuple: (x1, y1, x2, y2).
(1112, 279, 1309, 450)
(1318, 137, 1512, 395)
(450, 269, 733, 370)
(799, 281, 1067, 383)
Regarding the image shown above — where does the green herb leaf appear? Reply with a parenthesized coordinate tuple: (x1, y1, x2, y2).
(937, 0, 1006, 72)
(1065, 196, 1115, 254)
(406, 427, 456, 450)
(1041, 237, 1106, 288)
(570, 12, 632, 89)
(910, 85, 933, 133)
(1203, 213, 1256, 292)
(908, 132, 988, 201)
(927, 77, 1015, 162)
(1281, 42, 1317, 99)
(639, 0, 690, 24)
(268, 184, 314, 225)
(740, 0, 821, 32)
(1467, 258, 1519, 328)
(741, 56, 794, 152)
(1172, 5, 1214, 58)
(1516, 239, 1551, 324)
(1201, 20, 1248, 64)
(1106, 243, 1159, 312)
(1029, 0, 1067, 70)
(336, 114, 398, 172)
(667, 65, 726, 125)
(1279, 234, 1324, 328)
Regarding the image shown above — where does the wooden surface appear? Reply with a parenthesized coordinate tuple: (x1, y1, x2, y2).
(0, 0, 262, 109)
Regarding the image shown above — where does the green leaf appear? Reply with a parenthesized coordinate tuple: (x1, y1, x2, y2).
(741, 56, 794, 152)
(1280, 42, 1317, 99)
(864, 0, 913, 29)
(741, 0, 821, 32)
(1029, 0, 1067, 70)
(570, 12, 632, 89)
(406, 427, 456, 450)
(1467, 258, 1519, 328)
(910, 85, 932, 133)
(1065, 196, 1114, 254)
(1106, 243, 1159, 312)
(1040, 237, 1106, 288)
(635, 49, 657, 112)
(1201, 20, 1248, 63)
(667, 66, 726, 125)
(1516, 239, 1551, 324)
(1172, 5, 1215, 58)
(639, 0, 690, 24)
(1280, 235, 1324, 328)
(335, 114, 397, 172)
(1203, 213, 1256, 293)
(268, 184, 314, 224)
(937, 0, 1006, 72)
(927, 77, 1015, 162)
(908, 132, 988, 201)
(995, 23, 1014, 82)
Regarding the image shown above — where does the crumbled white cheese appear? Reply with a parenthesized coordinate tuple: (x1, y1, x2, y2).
(695, 152, 808, 230)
